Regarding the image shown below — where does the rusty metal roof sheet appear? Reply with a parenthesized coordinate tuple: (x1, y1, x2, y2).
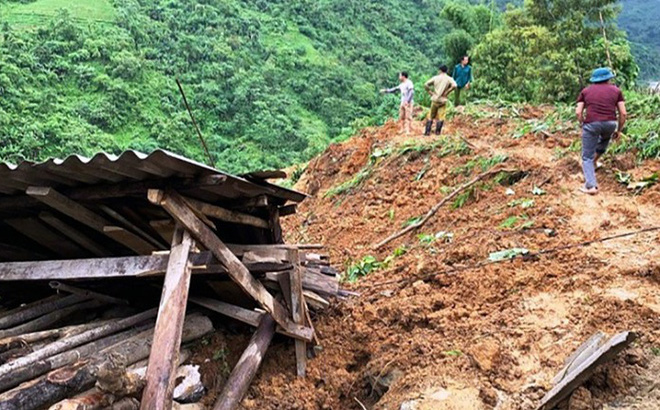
(0, 150, 305, 202)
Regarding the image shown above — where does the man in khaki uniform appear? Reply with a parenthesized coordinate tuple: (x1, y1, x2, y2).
(424, 65, 456, 136)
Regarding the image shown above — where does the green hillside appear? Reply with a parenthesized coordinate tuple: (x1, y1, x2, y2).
(0, 0, 453, 172)
(0, 0, 651, 173)
(619, 0, 660, 81)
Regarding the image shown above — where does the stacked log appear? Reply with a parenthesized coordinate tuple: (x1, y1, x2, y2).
(0, 315, 213, 410)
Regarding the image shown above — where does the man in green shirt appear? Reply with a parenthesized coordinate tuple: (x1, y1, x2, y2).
(424, 65, 457, 136)
(453, 55, 473, 107)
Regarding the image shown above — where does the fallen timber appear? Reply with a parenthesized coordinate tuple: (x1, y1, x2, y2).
(0, 151, 342, 409)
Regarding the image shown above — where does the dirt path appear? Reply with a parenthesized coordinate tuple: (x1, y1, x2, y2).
(236, 108, 660, 410)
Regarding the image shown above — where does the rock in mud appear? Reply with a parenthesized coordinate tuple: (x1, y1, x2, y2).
(470, 339, 501, 372)
(567, 387, 593, 410)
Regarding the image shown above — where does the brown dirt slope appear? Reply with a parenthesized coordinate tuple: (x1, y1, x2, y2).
(233, 106, 660, 409)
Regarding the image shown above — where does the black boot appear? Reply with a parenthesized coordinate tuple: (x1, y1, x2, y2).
(435, 120, 444, 135)
(424, 120, 433, 136)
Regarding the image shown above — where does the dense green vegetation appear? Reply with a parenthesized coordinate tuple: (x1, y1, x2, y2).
(0, 0, 454, 172)
(0, 0, 656, 173)
(619, 0, 660, 81)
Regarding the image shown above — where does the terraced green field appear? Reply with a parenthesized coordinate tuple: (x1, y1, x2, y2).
(1, 0, 115, 27)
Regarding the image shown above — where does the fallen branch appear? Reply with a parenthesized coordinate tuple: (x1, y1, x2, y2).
(373, 167, 516, 249)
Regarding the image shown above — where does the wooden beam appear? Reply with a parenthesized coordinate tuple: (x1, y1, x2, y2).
(4, 218, 85, 259)
(182, 196, 269, 229)
(103, 226, 159, 255)
(26, 186, 158, 254)
(38, 212, 109, 257)
(141, 227, 194, 409)
(0, 251, 294, 281)
(226, 195, 269, 209)
(0, 176, 232, 215)
(278, 204, 297, 217)
(213, 314, 276, 410)
(27, 186, 108, 231)
(151, 220, 176, 244)
(287, 249, 306, 378)
(148, 189, 313, 342)
(99, 205, 166, 249)
(268, 206, 283, 244)
(189, 296, 306, 340)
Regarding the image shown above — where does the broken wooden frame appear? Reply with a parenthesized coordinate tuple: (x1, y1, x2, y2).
(0, 153, 338, 410)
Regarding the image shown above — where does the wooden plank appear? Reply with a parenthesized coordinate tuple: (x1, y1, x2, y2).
(538, 332, 637, 410)
(190, 297, 262, 327)
(190, 296, 306, 340)
(0, 252, 295, 281)
(151, 220, 176, 244)
(148, 189, 313, 342)
(278, 204, 297, 217)
(38, 212, 109, 257)
(141, 227, 195, 409)
(226, 195, 269, 209)
(0, 176, 232, 215)
(213, 314, 276, 410)
(242, 170, 287, 180)
(103, 226, 159, 255)
(4, 218, 85, 259)
(26, 187, 108, 231)
(99, 205, 166, 249)
(287, 249, 306, 378)
(48, 281, 129, 305)
(26, 186, 158, 254)
(182, 196, 269, 229)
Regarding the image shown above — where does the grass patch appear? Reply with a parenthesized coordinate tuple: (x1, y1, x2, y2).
(451, 185, 477, 209)
(324, 147, 391, 198)
(451, 154, 508, 176)
(2, 0, 116, 25)
(499, 214, 534, 230)
(343, 246, 407, 283)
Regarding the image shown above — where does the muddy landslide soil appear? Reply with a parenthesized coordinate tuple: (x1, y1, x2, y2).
(203, 106, 660, 410)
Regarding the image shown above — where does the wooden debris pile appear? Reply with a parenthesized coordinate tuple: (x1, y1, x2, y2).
(0, 151, 343, 409)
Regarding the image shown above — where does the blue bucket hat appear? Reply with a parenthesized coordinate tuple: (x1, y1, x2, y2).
(590, 67, 615, 83)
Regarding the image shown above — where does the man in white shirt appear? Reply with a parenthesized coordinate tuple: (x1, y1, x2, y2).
(381, 72, 414, 135)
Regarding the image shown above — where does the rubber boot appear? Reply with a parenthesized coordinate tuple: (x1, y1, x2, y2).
(435, 121, 444, 135)
(424, 120, 433, 136)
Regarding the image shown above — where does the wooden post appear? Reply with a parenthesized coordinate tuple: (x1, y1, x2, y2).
(268, 206, 283, 244)
(148, 189, 313, 342)
(213, 314, 276, 410)
(287, 249, 306, 378)
(141, 227, 194, 410)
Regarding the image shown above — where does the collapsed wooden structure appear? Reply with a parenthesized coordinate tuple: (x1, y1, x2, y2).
(0, 150, 341, 409)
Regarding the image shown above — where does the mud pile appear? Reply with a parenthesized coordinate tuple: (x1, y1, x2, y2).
(210, 106, 660, 409)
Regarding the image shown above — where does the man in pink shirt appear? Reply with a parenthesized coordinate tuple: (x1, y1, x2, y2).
(575, 67, 627, 195)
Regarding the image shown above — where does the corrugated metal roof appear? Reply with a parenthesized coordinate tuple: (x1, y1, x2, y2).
(0, 150, 305, 202)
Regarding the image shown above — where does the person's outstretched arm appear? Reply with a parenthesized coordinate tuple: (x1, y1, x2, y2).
(380, 85, 400, 94)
